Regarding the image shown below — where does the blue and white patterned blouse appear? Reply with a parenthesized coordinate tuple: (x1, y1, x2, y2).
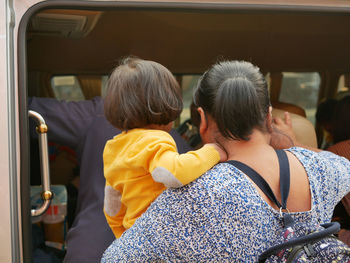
(101, 148, 350, 262)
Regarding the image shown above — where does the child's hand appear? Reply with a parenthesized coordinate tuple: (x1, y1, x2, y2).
(207, 143, 228, 162)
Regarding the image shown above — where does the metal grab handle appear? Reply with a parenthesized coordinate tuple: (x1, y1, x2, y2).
(29, 110, 53, 217)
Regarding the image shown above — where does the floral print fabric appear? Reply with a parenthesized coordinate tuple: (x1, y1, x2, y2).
(101, 148, 350, 263)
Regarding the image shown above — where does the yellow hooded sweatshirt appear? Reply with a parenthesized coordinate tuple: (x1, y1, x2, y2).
(103, 128, 220, 238)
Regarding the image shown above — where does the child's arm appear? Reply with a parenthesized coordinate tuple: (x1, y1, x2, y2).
(103, 184, 127, 238)
(147, 135, 226, 187)
(105, 216, 126, 238)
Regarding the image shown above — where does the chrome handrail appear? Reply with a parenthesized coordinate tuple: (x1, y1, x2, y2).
(28, 110, 53, 217)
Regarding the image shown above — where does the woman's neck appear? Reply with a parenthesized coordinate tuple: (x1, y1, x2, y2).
(219, 129, 272, 160)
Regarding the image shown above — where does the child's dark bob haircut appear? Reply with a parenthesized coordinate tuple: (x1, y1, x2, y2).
(104, 57, 183, 130)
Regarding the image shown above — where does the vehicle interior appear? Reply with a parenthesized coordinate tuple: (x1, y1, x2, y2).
(19, 2, 350, 261)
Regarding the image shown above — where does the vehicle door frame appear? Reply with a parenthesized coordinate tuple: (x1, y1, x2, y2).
(17, 1, 350, 262)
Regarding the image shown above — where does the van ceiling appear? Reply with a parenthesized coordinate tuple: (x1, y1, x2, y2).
(27, 9, 350, 74)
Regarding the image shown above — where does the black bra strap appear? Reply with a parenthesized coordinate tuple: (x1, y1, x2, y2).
(226, 150, 290, 210)
(276, 150, 290, 209)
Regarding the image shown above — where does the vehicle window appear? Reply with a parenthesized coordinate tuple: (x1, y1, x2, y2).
(337, 74, 350, 99)
(52, 75, 110, 101)
(179, 75, 201, 125)
(279, 72, 321, 125)
(51, 76, 85, 101)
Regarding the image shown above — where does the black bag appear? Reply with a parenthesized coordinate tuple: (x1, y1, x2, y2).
(226, 150, 350, 262)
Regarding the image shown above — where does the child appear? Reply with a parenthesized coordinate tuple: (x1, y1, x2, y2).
(103, 57, 226, 238)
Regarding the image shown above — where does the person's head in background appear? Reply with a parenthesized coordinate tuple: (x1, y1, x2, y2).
(104, 57, 183, 132)
(193, 60, 271, 144)
(332, 95, 350, 144)
(315, 98, 338, 148)
(316, 98, 338, 135)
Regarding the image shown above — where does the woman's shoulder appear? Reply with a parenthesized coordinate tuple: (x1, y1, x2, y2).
(287, 146, 350, 194)
(169, 162, 254, 203)
(155, 162, 247, 201)
(287, 147, 349, 176)
(287, 146, 318, 158)
(197, 162, 248, 185)
(288, 146, 350, 164)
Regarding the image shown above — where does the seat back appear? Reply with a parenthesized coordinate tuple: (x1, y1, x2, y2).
(272, 108, 317, 148)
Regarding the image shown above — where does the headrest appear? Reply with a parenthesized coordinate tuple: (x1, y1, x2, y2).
(271, 101, 306, 118)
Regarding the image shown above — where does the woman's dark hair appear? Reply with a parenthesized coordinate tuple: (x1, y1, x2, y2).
(193, 60, 270, 140)
(104, 57, 183, 130)
(332, 95, 350, 143)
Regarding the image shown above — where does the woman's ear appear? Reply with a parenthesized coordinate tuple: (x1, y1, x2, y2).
(266, 106, 273, 133)
(197, 107, 208, 136)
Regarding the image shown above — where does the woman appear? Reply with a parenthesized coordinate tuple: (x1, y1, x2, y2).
(101, 61, 350, 262)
